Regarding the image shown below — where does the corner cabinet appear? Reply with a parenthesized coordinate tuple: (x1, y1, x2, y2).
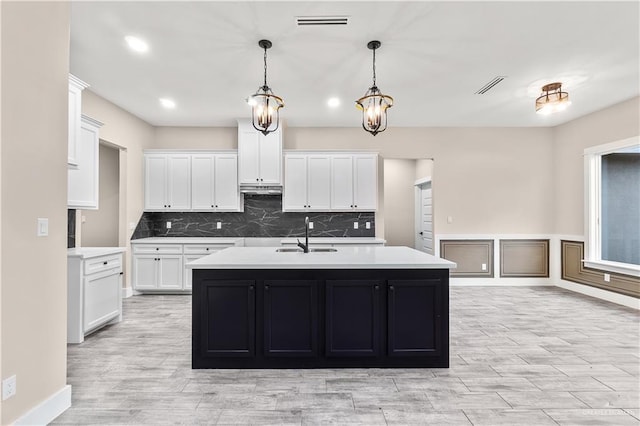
(144, 151, 241, 212)
(68, 115, 102, 209)
(237, 119, 282, 185)
(68, 74, 89, 169)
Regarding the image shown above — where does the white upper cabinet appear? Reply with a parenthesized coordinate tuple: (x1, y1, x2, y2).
(330, 153, 378, 211)
(144, 153, 191, 211)
(68, 74, 89, 169)
(283, 154, 331, 211)
(68, 115, 102, 209)
(191, 153, 240, 211)
(237, 119, 282, 185)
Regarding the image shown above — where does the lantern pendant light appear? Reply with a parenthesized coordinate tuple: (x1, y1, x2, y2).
(248, 39, 284, 135)
(356, 40, 394, 136)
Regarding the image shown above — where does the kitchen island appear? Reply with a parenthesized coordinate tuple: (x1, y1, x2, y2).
(188, 246, 456, 369)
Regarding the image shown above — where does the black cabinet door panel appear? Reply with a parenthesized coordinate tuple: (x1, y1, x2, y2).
(202, 280, 255, 357)
(264, 280, 318, 357)
(388, 279, 440, 356)
(326, 280, 381, 357)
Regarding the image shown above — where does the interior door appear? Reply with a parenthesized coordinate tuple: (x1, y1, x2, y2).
(415, 182, 433, 254)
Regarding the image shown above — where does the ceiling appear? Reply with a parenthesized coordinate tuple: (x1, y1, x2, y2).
(70, 1, 639, 128)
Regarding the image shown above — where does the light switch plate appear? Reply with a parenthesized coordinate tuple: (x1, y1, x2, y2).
(37, 218, 48, 237)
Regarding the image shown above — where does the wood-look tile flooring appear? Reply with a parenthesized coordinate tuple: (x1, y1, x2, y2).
(53, 287, 640, 425)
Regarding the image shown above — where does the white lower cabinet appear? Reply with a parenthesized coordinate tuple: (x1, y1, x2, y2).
(132, 239, 242, 293)
(68, 249, 124, 344)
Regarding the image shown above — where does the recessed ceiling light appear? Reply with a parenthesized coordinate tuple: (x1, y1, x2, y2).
(125, 35, 149, 53)
(327, 97, 341, 108)
(159, 98, 175, 109)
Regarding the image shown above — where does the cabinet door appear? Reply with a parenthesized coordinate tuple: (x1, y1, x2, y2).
(191, 154, 215, 210)
(283, 155, 308, 210)
(201, 280, 255, 357)
(68, 117, 100, 209)
(326, 280, 381, 357)
(259, 129, 282, 184)
(238, 129, 260, 184)
(158, 255, 183, 290)
(388, 280, 441, 356)
(144, 155, 168, 210)
(132, 256, 159, 290)
(83, 270, 121, 332)
(353, 154, 378, 210)
(214, 154, 239, 210)
(307, 155, 331, 210)
(167, 154, 191, 210)
(331, 156, 354, 210)
(264, 280, 318, 357)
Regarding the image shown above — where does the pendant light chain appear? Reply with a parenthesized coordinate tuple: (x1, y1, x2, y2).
(372, 47, 377, 86)
(263, 46, 268, 88)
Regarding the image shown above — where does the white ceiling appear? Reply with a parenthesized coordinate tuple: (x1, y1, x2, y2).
(70, 1, 639, 128)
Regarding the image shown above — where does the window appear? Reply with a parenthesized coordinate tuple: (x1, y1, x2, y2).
(584, 136, 640, 276)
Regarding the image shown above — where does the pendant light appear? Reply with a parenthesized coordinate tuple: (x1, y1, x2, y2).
(248, 39, 284, 135)
(356, 40, 394, 136)
(535, 82, 571, 115)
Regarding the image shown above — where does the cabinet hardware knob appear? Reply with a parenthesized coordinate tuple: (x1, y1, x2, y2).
(260, 178, 263, 181)
(350, 205, 353, 208)
(265, 285, 270, 290)
(206, 248, 209, 251)
(164, 205, 167, 208)
(211, 205, 214, 208)
(103, 261, 108, 265)
(156, 248, 159, 250)
(256, 178, 259, 181)
(215, 205, 218, 208)
(374, 285, 379, 290)
(249, 285, 254, 291)
(168, 205, 171, 208)
(389, 285, 395, 291)
(355, 205, 358, 208)
(119, 272, 124, 275)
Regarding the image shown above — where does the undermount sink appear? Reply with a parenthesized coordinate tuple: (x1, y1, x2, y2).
(275, 247, 338, 253)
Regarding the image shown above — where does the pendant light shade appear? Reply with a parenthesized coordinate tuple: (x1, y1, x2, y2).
(356, 40, 393, 136)
(535, 82, 571, 115)
(248, 39, 284, 135)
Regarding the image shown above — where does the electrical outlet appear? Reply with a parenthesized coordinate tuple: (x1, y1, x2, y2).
(216, 222, 222, 229)
(481, 263, 487, 271)
(604, 273, 611, 282)
(309, 222, 314, 230)
(353, 222, 359, 229)
(2, 375, 16, 400)
(166, 221, 171, 229)
(365, 222, 371, 229)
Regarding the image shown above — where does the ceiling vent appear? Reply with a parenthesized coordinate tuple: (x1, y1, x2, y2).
(296, 16, 349, 26)
(475, 76, 507, 94)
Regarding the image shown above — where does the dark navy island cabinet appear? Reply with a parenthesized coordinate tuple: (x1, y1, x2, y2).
(192, 268, 449, 369)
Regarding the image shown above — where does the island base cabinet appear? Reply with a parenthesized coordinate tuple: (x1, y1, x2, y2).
(326, 280, 381, 357)
(264, 280, 318, 357)
(192, 269, 449, 369)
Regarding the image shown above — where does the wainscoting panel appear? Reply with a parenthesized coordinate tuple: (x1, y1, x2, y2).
(440, 240, 493, 278)
(561, 240, 639, 298)
(500, 239, 549, 277)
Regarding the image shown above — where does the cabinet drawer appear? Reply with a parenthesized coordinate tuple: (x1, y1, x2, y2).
(133, 244, 183, 254)
(183, 244, 231, 255)
(84, 255, 122, 275)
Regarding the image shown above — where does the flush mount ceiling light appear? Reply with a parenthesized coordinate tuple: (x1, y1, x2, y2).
(124, 35, 149, 53)
(535, 82, 571, 115)
(247, 39, 284, 136)
(356, 40, 393, 136)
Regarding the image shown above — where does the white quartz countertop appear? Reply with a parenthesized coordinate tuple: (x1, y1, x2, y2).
(131, 237, 243, 245)
(187, 246, 456, 270)
(279, 237, 386, 245)
(67, 247, 126, 259)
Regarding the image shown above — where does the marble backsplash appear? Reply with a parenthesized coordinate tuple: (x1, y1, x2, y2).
(68, 209, 76, 248)
(131, 195, 375, 239)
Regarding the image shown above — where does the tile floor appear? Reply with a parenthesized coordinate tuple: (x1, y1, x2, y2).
(53, 287, 639, 425)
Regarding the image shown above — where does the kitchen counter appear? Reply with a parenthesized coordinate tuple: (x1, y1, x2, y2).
(187, 246, 455, 270)
(279, 237, 386, 245)
(67, 247, 126, 259)
(131, 237, 243, 245)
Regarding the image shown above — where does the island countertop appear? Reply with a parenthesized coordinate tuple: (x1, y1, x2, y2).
(187, 246, 456, 270)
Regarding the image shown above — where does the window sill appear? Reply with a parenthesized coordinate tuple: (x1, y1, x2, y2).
(583, 259, 640, 278)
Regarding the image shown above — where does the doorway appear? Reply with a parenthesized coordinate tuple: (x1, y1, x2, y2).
(415, 178, 433, 255)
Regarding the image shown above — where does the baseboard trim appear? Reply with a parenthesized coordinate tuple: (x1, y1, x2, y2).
(13, 384, 71, 425)
(122, 286, 133, 299)
(451, 278, 553, 287)
(557, 279, 639, 310)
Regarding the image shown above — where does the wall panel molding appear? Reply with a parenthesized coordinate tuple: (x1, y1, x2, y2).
(561, 240, 639, 298)
(440, 240, 493, 278)
(500, 239, 549, 277)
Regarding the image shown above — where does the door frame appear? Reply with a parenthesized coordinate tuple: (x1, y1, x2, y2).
(414, 176, 433, 253)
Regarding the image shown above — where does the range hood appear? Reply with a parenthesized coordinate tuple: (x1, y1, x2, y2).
(240, 185, 283, 195)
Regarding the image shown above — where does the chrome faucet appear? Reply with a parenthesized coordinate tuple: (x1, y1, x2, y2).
(297, 216, 310, 253)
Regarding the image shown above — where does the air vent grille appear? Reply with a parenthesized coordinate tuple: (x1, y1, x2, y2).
(475, 76, 507, 94)
(296, 16, 349, 26)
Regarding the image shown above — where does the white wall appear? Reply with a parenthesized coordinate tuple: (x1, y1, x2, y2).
(383, 159, 417, 247)
(1, 2, 69, 423)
